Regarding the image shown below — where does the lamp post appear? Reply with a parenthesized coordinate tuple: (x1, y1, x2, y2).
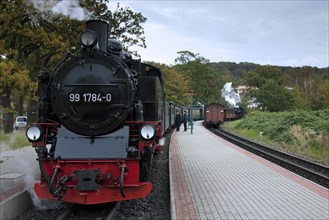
(190, 96, 193, 134)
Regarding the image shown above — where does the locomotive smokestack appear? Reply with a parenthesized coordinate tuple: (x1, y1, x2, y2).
(86, 20, 108, 51)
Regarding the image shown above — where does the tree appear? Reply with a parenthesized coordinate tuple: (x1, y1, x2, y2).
(0, 0, 148, 131)
(0, 0, 84, 126)
(155, 63, 190, 106)
(254, 80, 294, 112)
(243, 65, 286, 88)
(173, 51, 225, 105)
(0, 59, 32, 132)
(317, 80, 329, 109)
(286, 66, 321, 110)
(0, 0, 38, 131)
(175, 50, 209, 65)
(82, 0, 147, 56)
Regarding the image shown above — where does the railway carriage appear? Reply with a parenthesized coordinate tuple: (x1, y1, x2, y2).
(204, 103, 225, 128)
(204, 103, 244, 128)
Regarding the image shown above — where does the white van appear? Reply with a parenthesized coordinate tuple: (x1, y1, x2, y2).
(14, 116, 28, 130)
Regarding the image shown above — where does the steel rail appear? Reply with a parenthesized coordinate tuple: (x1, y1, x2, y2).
(56, 204, 74, 220)
(106, 202, 119, 220)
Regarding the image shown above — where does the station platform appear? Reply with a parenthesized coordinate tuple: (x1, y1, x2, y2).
(0, 143, 38, 220)
(169, 121, 329, 220)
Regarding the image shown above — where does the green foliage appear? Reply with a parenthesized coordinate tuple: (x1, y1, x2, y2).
(0, 60, 31, 94)
(10, 132, 30, 149)
(0, 0, 84, 131)
(254, 80, 294, 112)
(318, 80, 329, 108)
(286, 66, 322, 110)
(0, 0, 148, 132)
(211, 62, 259, 83)
(175, 50, 209, 64)
(148, 62, 190, 106)
(0, 133, 10, 142)
(243, 65, 286, 88)
(173, 51, 225, 105)
(237, 110, 329, 139)
(82, 0, 147, 55)
(0, 132, 30, 150)
(240, 65, 295, 112)
(231, 110, 329, 163)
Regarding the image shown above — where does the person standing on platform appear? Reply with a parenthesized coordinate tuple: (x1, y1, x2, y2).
(175, 112, 182, 131)
(183, 110, 188, 131)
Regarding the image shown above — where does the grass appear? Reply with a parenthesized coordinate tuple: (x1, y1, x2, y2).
(0, 131, 30, 150)
(223, 109, 329, 165)
(0, 133, 11, 142)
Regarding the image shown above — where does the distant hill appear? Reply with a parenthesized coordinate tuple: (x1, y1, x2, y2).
(211, 61, 328, 82)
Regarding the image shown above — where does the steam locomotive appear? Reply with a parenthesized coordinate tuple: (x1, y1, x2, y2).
(26, 20, 166, 204)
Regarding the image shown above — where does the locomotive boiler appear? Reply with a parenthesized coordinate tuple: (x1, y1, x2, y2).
(26, 20, 165, 204)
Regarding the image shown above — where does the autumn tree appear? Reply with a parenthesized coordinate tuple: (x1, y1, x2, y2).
(0, 58, 34, 132)
(146, 62, 190, 106)
(0, 0, 147, 132)
(174, 51, 225, 105)
(0, 0, 37, 132)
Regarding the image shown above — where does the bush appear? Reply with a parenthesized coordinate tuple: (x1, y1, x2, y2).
(229, 109, 329, 164)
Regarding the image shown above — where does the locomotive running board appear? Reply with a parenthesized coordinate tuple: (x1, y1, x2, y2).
(34, 182, 152, 205)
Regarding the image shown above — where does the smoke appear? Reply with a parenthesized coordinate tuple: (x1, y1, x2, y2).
(26, 0, 90, 20)
(17, 147, 61, 210)
(221, 82, 241, 108)
(23, 166, 61, 210)
(248, 97, 260, 109)
(159, 137, 166, 146)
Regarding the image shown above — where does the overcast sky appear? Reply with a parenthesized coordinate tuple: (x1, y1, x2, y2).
(111, 1, 328, 68)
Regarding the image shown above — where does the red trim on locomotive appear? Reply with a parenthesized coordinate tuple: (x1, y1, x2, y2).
(30, 120, 163, 204)
(34, 159, 152, 204)
(125, 120, 163, 154)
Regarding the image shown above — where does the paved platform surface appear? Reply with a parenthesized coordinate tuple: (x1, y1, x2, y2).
(0, 138, 39, 219)
(0, 144, 38, 199)
(170, 121, 329, 220)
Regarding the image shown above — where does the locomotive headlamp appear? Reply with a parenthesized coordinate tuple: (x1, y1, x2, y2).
(26, 125, 44, 142)
(140, 124, 155, 140)
(80, 30, 97, 48)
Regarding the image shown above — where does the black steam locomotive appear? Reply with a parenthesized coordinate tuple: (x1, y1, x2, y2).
(26, 20, 165, 204)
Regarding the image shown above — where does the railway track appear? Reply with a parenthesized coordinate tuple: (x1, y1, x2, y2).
(210, 128, 329, 189)
(56, 202, 119, 220)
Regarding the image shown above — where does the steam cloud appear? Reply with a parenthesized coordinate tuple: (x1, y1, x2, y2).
(27, 0, 90, 20)
(159, 137, 166, 146)
(18, 149, 62, 210)
(221, 82, 241, 108)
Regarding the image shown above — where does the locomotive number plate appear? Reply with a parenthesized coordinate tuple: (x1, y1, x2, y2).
(69, 93, 112, 103)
